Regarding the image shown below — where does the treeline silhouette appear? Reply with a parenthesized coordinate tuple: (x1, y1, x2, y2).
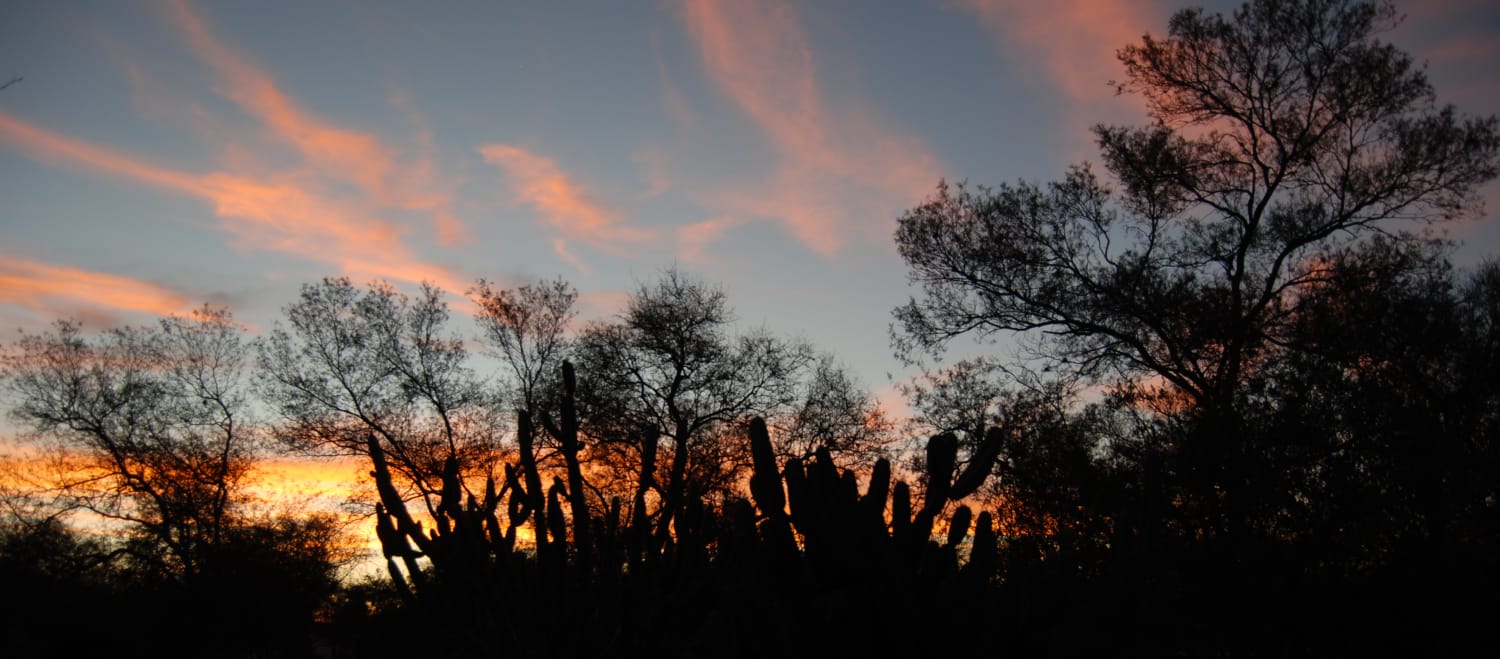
(4, 0, 1500, 656)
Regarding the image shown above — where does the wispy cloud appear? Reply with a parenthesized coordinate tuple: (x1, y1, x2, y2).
(677, 0, 944, 258)
(0, 111, 463, 293)
(958, 0, 1161, 107)
(676, 215, 747, 264)
(196, 172, 464, 291)
(162, 0, 466, 245)
(164, 0, 398, 199)
(0, 253, 192, 318)
(478, 143, 655, 270)
(0, 1, 478, 298)
(0, 112, 201, 193)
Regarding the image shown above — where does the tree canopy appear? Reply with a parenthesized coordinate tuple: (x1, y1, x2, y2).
(895, 0, 1497, 414)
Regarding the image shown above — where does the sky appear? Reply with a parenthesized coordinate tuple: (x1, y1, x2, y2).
(2, 0, 1500, 426)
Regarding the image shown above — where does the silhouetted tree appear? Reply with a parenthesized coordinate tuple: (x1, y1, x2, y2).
(1, 307, 255, 578)
(0, 512, 122, 657)
(774, 352, 897, 469)
(469, 276, 577, 420)
(894, 0, 1498, 546)
(889, 2, 1500, 654)
(573, 268, 815, 554)
(2, 307, 354, 658)
(256, 278, 507, 591)
(468, 277, 589, 560)
(1252, 244, 1500, 564)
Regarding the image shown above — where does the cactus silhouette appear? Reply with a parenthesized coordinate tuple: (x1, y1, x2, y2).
(357, 360, 1010, 657)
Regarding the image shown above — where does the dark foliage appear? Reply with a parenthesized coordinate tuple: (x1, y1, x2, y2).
(888, 0, 1500, 655)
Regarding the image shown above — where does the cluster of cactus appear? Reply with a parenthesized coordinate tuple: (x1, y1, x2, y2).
(743, 416, 1003, 589)
(360, 361, 1011, 655)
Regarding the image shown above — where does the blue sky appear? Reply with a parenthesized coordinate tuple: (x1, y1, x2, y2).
(3, 0, 1499, 418)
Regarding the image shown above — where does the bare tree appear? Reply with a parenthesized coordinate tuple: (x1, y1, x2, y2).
(774, 352, 896, 469)
(1, 306, 254, 577)
(469, 277, 577, 419)
(573, 268, 815, 551)
(895, 0, 1498, 416)
(255, 278, 506, 584)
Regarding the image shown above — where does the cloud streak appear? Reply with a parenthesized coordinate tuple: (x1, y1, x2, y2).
(0, 112, 201, 194)
(0, 110, 463, 294)
(162, 0, 467, 244)
(958, 0, 1161, 106)
(0, 2, 476, 299)
(479, 144, 654, 268)
(676, 215, 747, 265)
(677, 0, 944, 258)
(0, 253, 193, 318)
(164, 0, 398, 199)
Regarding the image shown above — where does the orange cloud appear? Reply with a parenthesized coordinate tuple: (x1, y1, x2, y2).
(0, 110, 463, 294)
(0, 253, 192, 317)
(162, 0, 466, 243)
(677, 215, 747, 264)
(0, 112, 200, 194)
(577, 290, 633, 322)
(478, 144, 655, 265)
(197, 173, 466, 293)
(164, 0, 396, 199)
(678, 0, 943, 257)
(959, 0, 1161, 105)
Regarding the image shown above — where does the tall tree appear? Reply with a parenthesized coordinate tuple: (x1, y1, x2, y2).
(573, 268, 814, 551)
(256, 278, 505, 584)
(1, 307, 254, 577)
(469, 277, 577, 419)
(774, 352, 896, 468)
(892, 0, 1498, 539)
(469, 277, 590, 561)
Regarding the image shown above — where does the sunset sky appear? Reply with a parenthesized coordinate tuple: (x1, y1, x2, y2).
(3, 0, 1499, 429)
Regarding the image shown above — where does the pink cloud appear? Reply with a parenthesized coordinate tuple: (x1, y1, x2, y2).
(162, 0, 466, 244)
(4, 2, 476, 296)
(478, 144, 655, 266)
(676, 215, 748, 264)
(0, 253, 193, 318)
(0, 111, 201, 194)
(165, 0, 395, 198)
(960, 0, 1161, 107)
(0, 111, 463, 294)
(197, 172, 465, 292)
(678, 0, 945, 258)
